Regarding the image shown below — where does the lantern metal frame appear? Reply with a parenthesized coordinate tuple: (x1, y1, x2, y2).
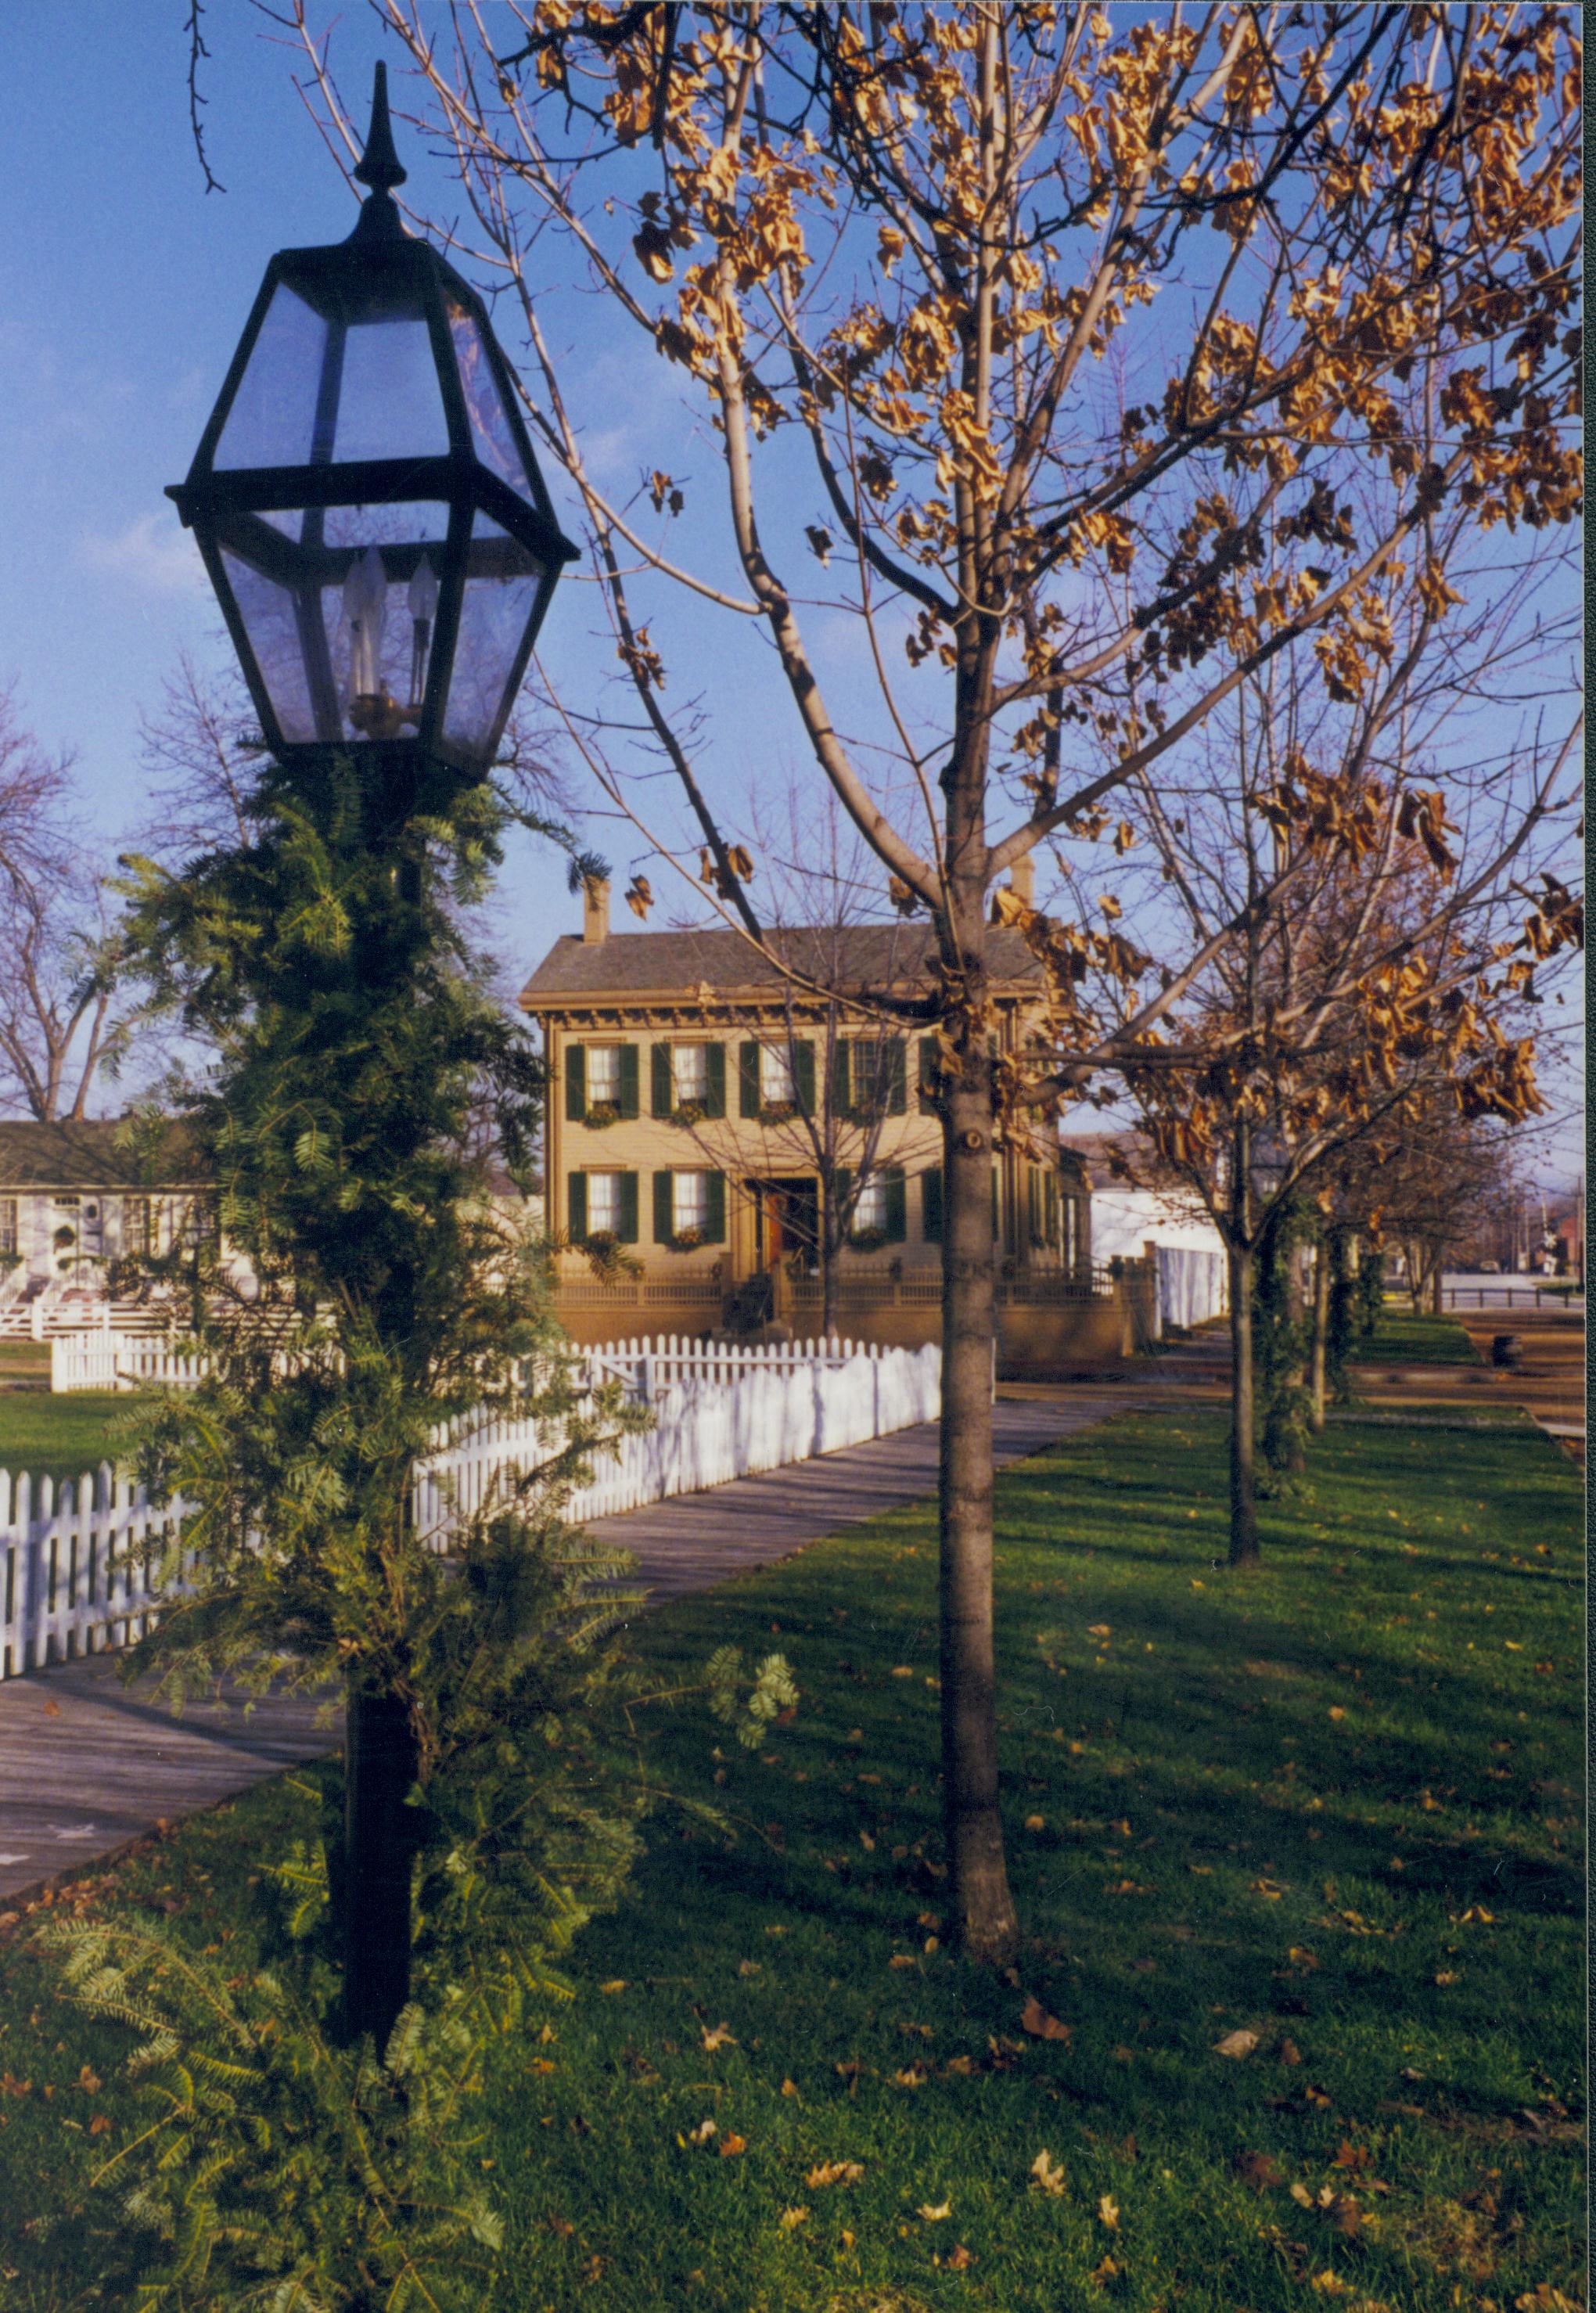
(167, 64, 577, 779)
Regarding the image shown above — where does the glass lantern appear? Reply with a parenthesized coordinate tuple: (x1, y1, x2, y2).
(167, 64, 577, 776)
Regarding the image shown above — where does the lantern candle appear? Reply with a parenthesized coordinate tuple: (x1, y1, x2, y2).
(407, 555, 440, 708)
(343, 545, 388, 705)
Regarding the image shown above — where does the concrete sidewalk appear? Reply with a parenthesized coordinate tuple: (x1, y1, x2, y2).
(0, 1380, 1151, 1905)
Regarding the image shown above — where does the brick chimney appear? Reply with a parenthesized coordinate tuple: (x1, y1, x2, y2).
(1008, 852, 1035, 908)
(581, 875, 609, 944)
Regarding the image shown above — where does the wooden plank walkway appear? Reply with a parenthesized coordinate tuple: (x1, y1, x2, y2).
(0, 1382, 1151, 1904)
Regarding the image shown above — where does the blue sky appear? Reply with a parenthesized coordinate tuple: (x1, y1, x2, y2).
(1, 9, 1580, 1177)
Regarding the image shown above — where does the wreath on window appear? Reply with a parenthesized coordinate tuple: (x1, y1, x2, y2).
(847, 1225, 890, 1254)
(759, 1098, 798, 1125)
(668, 1225, 710, 1253)
(584, 1100, 621, 1129)
(583, 1228, 621, 1256)
(670, 1099, 708, 1128)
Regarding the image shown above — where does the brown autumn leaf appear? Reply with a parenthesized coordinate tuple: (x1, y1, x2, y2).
(1031, 2148, 1068, 2196)
(77, 2067, 101, 2093)
(598, 1979, 627, 1995)
(700, 2022, 736, 2052)
(1277, 2038, 1303, 2067)
(1098, 2194, 1120, 2230)
(1213, 2028, 1261, 2059)
(1235, 2149, 1283, 2192)
(944, 2244, 973, 2272)
(718, 2133, 747, 2158)
(1020, 1996, 1071, 2041)
(918, 2201, 952, 2221)
(88, 2114, 112, 2136)
(806, 2160, 864, 2188)
(778, 2207, 809, 2232)
(780, 2077, 800, 2098)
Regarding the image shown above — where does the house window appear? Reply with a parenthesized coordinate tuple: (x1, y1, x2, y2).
(760, 1044, 795, 1104)
(586, 1170, 623, 1235)
(124, 1198, 153, 1255)
(672, 1044, 710, 1105)
(0, 1197, 15, 1255)
(672, 1171, 710, 1235)
(586, 1045, 622, 1106)
(853, 1173, 889, 1234)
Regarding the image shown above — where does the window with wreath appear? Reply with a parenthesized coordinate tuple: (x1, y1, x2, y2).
(0, 1197, 16, 1257)
(760, 1043, 795, 1105)
(652, 1167, 725, 1247)
(586, 1045, 622, 1107)
(673, 1043, 710, 1106)
(837, 1165, 905, 1247)
(586, 1170, 622, 1235)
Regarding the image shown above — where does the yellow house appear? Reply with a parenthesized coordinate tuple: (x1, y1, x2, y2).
(519, 880, 1091, 1345)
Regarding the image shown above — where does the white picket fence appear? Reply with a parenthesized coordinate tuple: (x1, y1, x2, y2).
(4, 1336, 940, 1678)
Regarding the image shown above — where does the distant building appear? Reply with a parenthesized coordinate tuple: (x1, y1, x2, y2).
(1061, 1131, 1229, 1330)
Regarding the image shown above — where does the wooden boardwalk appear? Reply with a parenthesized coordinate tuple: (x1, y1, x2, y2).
(0, 1382, 1149, 1905)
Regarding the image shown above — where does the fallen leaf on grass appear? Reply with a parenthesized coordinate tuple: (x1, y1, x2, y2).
(918, 2201, 951, 2221)
(1288, 1946, 1320, 1969)
(1031, 2149, 1068, 2196)
(1213, 2029, 1261, 2059)
(530, 2057, 556, 2076)
(700, 2022, 737, 2052)
(944, 2244, 973, 2271)
(1276, 2038, 1302, 2067)
(1105, 1878, 1152, 1897)
(1020, 1996, 1071, 2041)
(1515, 2290, 1583, 2312)
(1434, 1969, 1458, 1986)
(1235, 2149, 1283, 2191)
(718, 2133, 746, 2158)
(547, 2216, 575, 2239)
(1328, 1707, 1346, 1722)
(1098, 2194, 1120, 2230)
(682, 2118, 717, 2146)
(1089, 2255, 1120, 2286)
(88, 2115, 112, 2136)
(1087, 1623, 1112, 1638)
(738, 1959, 761, 1976)
(598, 1979, 627, 1995)
(806, 2160, 864, 2188)
(894, 2065, 929, 2088)
(1250, 1879, 1286, 1901)
(890, 1666, 916, 1678)
(1307, 2273, 1346, 2295)
(1457, 1905, 1495, 1924)
(1024, 1814, 1047, 1833)
(778, 2207, 809, 2231)
(888, 1954, 918, 1970)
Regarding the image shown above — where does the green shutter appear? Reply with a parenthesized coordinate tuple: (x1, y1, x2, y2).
(831, 1038, 852, 1116)
(651, 1043, 673, 1117)
(884, 1167, 907, 1241)
(565, 1044, 586, 1121)
(793, 1039, 816, 1116)
(739, 1041, 760, 1117)
(886, 1036, 907, 1115)
(705, 1171, 726, 1243)
(705, 1041, 726, 1118)
(922, 1164, 943, 1243)
(917, 1034, 938, 1113)
(616, 1171, 639, 1243)
(834, 1167, 853, 1240)
(653, 1169, 673, 1243)
(567, 1171, 588, 1237)
(617, 1043, 640, 1119)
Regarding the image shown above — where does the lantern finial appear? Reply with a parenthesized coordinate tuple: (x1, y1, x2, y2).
(350, 61, 407, 233)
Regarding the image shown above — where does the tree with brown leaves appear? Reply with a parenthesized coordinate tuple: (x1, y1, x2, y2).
(280, 2, 1580, 1962)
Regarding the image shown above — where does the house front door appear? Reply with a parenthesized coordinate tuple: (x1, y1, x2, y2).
(753, 1177, 819, 1272)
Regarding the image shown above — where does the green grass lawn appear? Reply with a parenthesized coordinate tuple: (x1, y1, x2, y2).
(0, 1390, 128, 1491)
(0, 1409, 1583, 2311)
(1357, 1311, 1483, 1368)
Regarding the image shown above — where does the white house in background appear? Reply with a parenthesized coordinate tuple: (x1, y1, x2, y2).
(1063, 1131, 1230, 1332)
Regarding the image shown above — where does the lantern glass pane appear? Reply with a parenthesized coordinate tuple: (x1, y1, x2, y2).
(313, 505, 451, 741)
(215, 284, 329, 470)
(447, 302, 530, 489)
(332, 314, 451, 463)
(221, 548, 319, 743)
(443, 511, 544, 757)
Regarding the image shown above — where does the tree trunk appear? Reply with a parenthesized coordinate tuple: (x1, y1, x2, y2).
(341, 1682, 419, 2048)
(1430, 1262, 1444, 1315)
(1308, 1239, 1330, 1433)
(937, 1061, 1018, 1965)
(1228, 1242, 1260, 1567)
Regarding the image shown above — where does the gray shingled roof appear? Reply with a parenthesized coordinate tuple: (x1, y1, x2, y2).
(520, 923, 1043, 1005)
(0, 1119, 203, 1189)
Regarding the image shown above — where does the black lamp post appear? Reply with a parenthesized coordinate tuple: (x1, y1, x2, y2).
(166, 66, 577, 2047)
(169, 63, 576, 786)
